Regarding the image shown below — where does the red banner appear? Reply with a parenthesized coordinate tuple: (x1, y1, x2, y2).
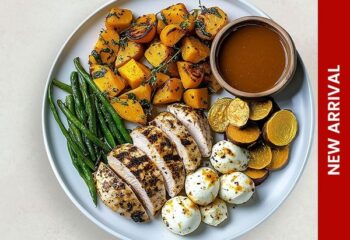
(319, 0, 350, 238)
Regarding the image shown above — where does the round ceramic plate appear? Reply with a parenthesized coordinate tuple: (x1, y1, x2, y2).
(42, 0, 315, 239)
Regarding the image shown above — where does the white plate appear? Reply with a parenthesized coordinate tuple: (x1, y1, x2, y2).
(42, 0, 315, 239)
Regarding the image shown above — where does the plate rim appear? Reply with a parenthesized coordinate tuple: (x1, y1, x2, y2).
(41, 0, 315, 239)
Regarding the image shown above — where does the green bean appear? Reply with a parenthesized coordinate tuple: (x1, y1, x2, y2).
(65, 95, 87, 153)
(70, 72, 86, 121)
(90, 95, 100, 155)
(95, 98, 116, 148)
(99, 103, 124, 144)
(89, 94, 98, 135)
(84, 136, 97, 162)
(79, 75, 97, 135)
(73, 57, 132, 143)
(66, 95, 75, 116)
(68, 128, 77, 143)
(57, 99, 111, 152)
(70, 72, 97, 161)
(47, 81, 95, 170)
(67, 141, 84, 178)
(52, 79, 72, 94)
(80, 156, 97, 206)
(67, 141, 97, 206)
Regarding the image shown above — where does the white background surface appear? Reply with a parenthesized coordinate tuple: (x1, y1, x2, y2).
(0, 0, 317, 239)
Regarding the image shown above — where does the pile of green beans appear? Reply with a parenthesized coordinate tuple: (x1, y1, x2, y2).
(47, 58, 132, 205)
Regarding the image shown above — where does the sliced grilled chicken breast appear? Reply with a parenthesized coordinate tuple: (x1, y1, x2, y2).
(131, 125, 185, 197)
(168, 103, 213, 157)
(151, 112, 201, 173)
(95, 162, 149, 222)
(108, 144, 166, 216)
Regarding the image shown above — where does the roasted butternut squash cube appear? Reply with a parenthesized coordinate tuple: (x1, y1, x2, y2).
(105, 8, 133, 33)
(112, 99, 146, 124)
(118, 59, 149, 89)
(183, 88, 209, 109)
(119, 83, 152, 102)
(160, 24, 186, 47)
(195, 7, 228, 40)
(163, 61, 179, 77)
(136, 13, 157, 25)
(153, 78, 184, 105)
(93, 28, 120, 66)
(161, 3, 189, 24)
(177, 61, 204, 89)
(181, 36, 210, 63)
(137, 62, 151, 78)
(154, 72, 170, 88)
(127, 14, 157, 43)
(145, 42, 173, 67)
(115, 41, 144, 68)
(91, 65, 126, 97)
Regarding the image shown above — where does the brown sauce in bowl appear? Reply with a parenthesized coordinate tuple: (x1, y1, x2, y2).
(218, 24, 287, 93)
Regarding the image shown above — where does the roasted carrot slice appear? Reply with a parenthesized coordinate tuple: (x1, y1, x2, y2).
(244, 168, 269, 186)
(226, 124, 260, 146)
(248, 144, 272, 170)
(266, 145, 290, 170)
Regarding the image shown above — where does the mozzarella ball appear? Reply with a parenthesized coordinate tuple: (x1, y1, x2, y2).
(219, 172, 255, 204)
(200, 198, 228, 226)
(185, 167, 220, 206)
(161, 196, 201, 235)
(210, 140, 249, 174)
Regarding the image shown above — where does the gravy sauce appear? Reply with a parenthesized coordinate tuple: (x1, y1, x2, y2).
(218, 24, 287, 93)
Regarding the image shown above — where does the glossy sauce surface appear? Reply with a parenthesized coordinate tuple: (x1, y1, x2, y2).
(218, 24, 286, 93)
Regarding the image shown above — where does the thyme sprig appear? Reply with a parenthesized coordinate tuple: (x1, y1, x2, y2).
(145, 48, 182, 86)
(198, 0, 221, 17)
(198, 0, 204, 9)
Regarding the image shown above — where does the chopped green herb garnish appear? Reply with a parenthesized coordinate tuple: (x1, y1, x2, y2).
(140, 99, 151, 109)
(127, 93, 137, 101)
(99, 31, 109, 45)
(91, 50, 102, 65)
(202, 7, 222, 18)
(111, 98, 129, 106)
(194, 19, 212, 38)
(100, 48, 112, 53)
(92, 68, 107, 79)
(106, 12, 119, 19)
(180, 21, 189, 30)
